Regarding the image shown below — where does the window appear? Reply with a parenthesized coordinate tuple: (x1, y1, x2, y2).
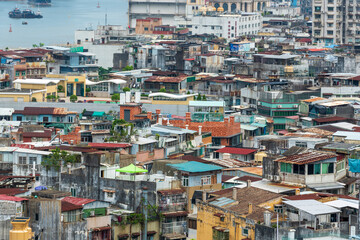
(327, 30, 334, 35)
(308, 163, 321, 175)
(106, 192, 114, 198)
(280, 162, 291, 173)
(274, 205, 283, 214)
(188, 219, 197, 229)
(242, 228, 249, 236)
(35, 213, 39, 221)
(144, 27, 148, 31)
(0, 154, 3, 162)
(18, 156, 26, 165)
(182, 176, 189, 187)
(328, 15, 334, 19)
(29, 157, 37, 165)
(293, 164, 305, 175)
(330, 213, 337, 222)
(336, 161, 345, 171)
(71, 188, 76, 197)
(322, 163, 334, 174)
(201, 175, 211, 185)
(295, 142, 307, 147)
(328, 7, 334, 11)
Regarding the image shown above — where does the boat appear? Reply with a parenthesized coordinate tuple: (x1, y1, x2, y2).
(8, 8, 43, 18)
(22, 21, 28, 25)
(28, 0, 51, 6)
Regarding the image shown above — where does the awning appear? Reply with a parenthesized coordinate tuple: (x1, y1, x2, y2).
(92, 112, 105, 117)
(116, 164, 148, 173)
(251, 122, 266, 128)
(241, 124, 258, 131)
(307, 182, 345, 191)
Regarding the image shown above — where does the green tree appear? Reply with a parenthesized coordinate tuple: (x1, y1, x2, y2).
(202, 95, 207, 101)
(70, 95, 77, 102)
(122, 65, 134, 71)
(123, 87, 130, 92)
(86, 87, 91, 93)
(197, 93, 202, 100)
(187, 91, 190, 94)
(57, 85, 64, 92)
(159, 88, 166, 93)
(111, 93, 120, 102)
(41, 147, 77, 170)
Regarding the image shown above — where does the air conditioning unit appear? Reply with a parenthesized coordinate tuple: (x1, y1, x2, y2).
(267, 175, 273, 181)
(293, 104, 298, 108)
(274, 175, 281, 182)
(277, 105, 282, 108)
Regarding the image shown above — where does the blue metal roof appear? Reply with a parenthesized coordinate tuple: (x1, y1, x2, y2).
(167, 161, 223, 173)
(211, 197, 236, 207)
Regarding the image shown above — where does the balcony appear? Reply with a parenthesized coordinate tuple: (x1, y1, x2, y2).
(162, 220, 187, 235)
(159, 202, 187, 212)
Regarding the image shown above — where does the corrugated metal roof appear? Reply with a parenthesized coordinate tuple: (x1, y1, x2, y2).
(284, 200, 341, 215)
(0, 194, 28, 202)
(167, 161, 223, 173)
(88, 143, 131, 148)
(62, 196, 96, 206)
(211, 197, 236, 207)
(333, 131, 360, 140)
(324, 199, 358, 209)
(275, 151, 337, 165)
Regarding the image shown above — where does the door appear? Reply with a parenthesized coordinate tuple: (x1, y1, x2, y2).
(124, 110, 131, 121)
(67, 83, 73, 96)
(76, 83, 84, 96)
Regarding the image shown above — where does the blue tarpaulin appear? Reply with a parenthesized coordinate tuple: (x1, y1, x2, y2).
(349, 159, 360, 173)
(35, 186, 47, 191)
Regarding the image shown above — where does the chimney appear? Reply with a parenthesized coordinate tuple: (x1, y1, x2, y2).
(167, 119, 170, 126)
(224, 118, 229, 124)
(185, 124, 189, 130)
(248, 203, 253, 214)
(156, 109, 161, 115)
(157, 114, 163, 124)
(232, 187, 237, 200)
(198, 126, 202, 135)
(147, 111, 152, 120)
(247, 180, 251, 188)
(202, 191, 207, 202)
(264, 210, 271, 227)
(295, 188, 300, 195)
(229, 116, 235, 124)
(185, 112, 191, 120)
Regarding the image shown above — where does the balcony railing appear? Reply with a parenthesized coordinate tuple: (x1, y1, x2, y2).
(162, 220, 187, 235)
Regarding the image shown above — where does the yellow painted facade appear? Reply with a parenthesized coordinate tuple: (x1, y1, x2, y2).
(19, 83, 57, 97)
(113, 219, 160, 240)
(46, 74, 87, 97)
(0, 90, 45, 102)
(150, 96, 196, 105)
(196, 196, 283, 240)
(185, 183, 222, 211)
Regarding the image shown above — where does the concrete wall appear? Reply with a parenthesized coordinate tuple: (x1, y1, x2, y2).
(62, 221, 88, 240)
(0, 219, 12, 240)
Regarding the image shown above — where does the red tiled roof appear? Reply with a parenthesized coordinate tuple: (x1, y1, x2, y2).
(62, 196, 96, 206)
(61, 201, 83, 212)
(0, 188, 28, 196)
(92, 226, 111, 232)
(222, 175, 237, 182)
(296, 38, 312, 43)
(313, 116, 348, 123)
(88, 143, 132, 148)
(216, 147, 257, 155)
(0, 194, 28, 202)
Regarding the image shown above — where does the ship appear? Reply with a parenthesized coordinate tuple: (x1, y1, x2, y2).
(8, 8, 43, 18)
(28, 0, 51, 6)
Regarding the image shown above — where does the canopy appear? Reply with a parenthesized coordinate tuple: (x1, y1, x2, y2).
(116, 164, 148, 174)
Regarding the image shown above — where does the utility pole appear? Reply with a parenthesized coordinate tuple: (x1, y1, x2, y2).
(142, 187, 148, 240)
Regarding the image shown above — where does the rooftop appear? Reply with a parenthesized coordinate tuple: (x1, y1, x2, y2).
(0, 194, 28, 202)
(62, 196, 96, 206)
(216, 147, 257, 155)
(284, 200, 341, 215)
(275, 151, 337, 165)
(167, 161, 223, 173)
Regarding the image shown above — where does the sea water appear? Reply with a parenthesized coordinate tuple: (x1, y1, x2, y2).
(0, 0, 127, 48)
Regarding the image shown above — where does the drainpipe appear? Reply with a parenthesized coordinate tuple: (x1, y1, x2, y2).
(142, 187, 148, 240)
